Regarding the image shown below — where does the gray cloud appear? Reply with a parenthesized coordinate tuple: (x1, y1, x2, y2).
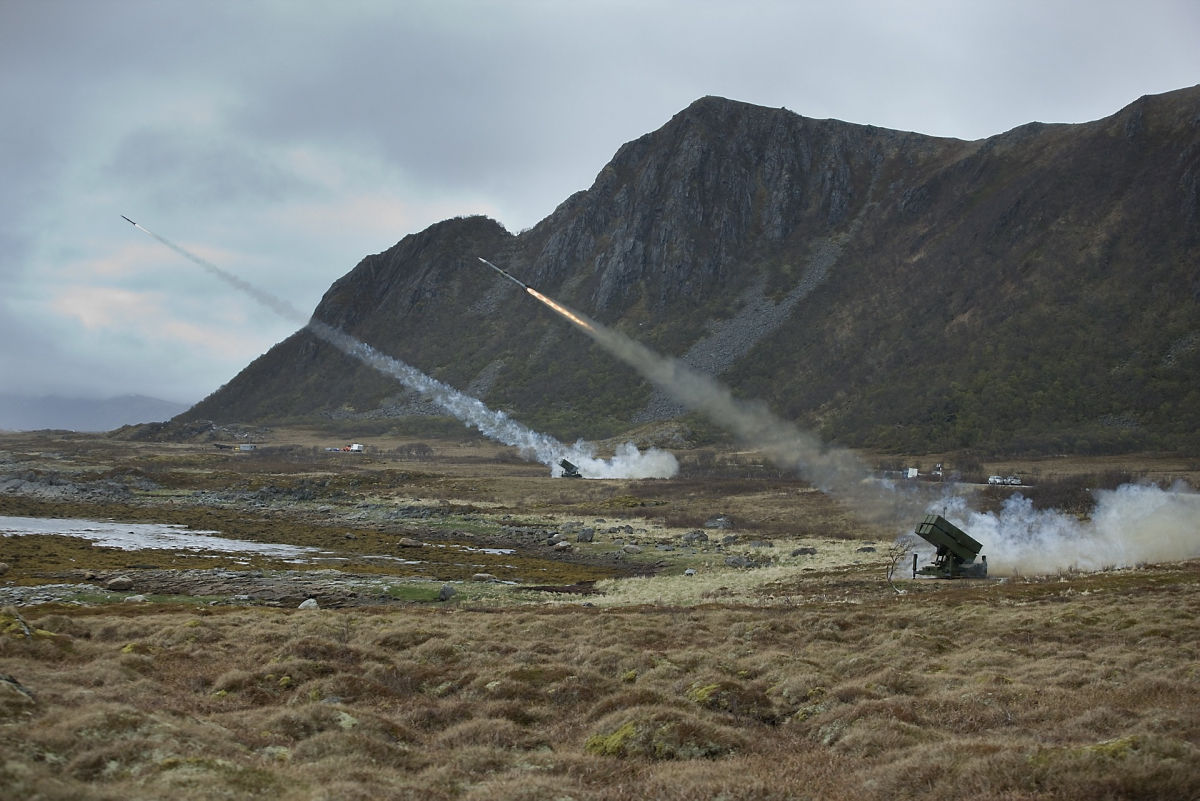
(1, 0, 1197, 410)
(104, 128, 317, 210)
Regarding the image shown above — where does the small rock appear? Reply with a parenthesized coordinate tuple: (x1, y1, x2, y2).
(437, 584, 456, 601)
(122, 594, 148, 603)
(576, 528, 595, 543)
(554, 541, 573, 550)
(681, 530, 709, 545)
(298, 598, 319, 609)
(106, 576, 134, 591)
(704, 515, 733, 529)
(397, 537, 423, 548)
(622, 544, 642, 554)
(792, 547, 818, 556)
(0, 562, 9, 577)
(472, 573, 497, 582)
(856, 546, 877, 553)
(684, 568, 697, 576)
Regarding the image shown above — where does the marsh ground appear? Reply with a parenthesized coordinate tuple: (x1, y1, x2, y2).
(1, 427, 1198, 799)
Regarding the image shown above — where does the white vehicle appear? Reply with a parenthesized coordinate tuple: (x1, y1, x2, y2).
(349, 443, 364, 453)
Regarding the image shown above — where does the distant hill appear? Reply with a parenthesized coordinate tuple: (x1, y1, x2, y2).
(183, 86, 1200, 455)
(0, 394, 189, 432)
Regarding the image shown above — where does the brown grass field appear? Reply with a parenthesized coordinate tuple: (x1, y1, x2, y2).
(1, 428, 1198, 800)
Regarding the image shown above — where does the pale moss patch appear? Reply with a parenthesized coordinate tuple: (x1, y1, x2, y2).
(589, 564, 818, 607)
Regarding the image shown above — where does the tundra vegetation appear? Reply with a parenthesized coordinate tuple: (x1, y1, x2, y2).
(1, 428, 1198, 800)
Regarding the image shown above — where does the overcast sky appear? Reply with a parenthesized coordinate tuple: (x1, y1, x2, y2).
(2, 0, 1197, 407)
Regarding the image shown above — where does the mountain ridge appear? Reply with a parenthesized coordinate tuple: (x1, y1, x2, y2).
(182, 85, 1200, 455)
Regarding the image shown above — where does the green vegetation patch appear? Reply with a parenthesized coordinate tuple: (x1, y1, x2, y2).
(585, 707, 746, 760)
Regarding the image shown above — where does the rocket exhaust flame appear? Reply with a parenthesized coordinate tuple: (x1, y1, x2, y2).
(122, 220, 677, 479)
(525, 288, 596, 333)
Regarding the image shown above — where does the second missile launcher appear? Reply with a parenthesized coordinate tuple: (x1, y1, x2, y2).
(558, 459, 582, 479)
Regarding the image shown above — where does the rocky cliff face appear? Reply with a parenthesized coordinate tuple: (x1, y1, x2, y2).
(186, 86, 1200, 454)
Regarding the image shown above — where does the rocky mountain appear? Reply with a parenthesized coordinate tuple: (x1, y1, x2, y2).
(185, 86, 1200, 455)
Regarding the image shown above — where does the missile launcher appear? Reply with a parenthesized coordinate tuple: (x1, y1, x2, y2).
(912, 514, 987, 578)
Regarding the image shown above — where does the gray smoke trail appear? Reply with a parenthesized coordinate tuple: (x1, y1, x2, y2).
(129, 221, 309, 323)
(125, 220, 677, 478)
(519, 282, 932, 526)
(934, 483, 1200, 575)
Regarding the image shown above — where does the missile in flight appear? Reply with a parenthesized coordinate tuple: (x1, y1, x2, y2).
(121, 215, 137, 226)
(477, 257, 528, 289)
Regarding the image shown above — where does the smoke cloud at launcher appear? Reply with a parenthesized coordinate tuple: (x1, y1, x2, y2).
(477, 257, 1200, 573)
(121, 218, 676, 479)
(928, 482, 1200, 576)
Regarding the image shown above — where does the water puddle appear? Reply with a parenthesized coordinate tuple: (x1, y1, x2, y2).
(0, 514, 326, 560)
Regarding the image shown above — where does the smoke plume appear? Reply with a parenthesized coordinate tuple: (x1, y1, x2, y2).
(520, 281, 931, 525)
(127, 221, 677, 479)
(935, 483, 1200, 576)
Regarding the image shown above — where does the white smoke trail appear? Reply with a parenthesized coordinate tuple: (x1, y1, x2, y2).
(307, 321, 677, 477)
(933, 484, 1200, 576)
(126, 220, 677, 479)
